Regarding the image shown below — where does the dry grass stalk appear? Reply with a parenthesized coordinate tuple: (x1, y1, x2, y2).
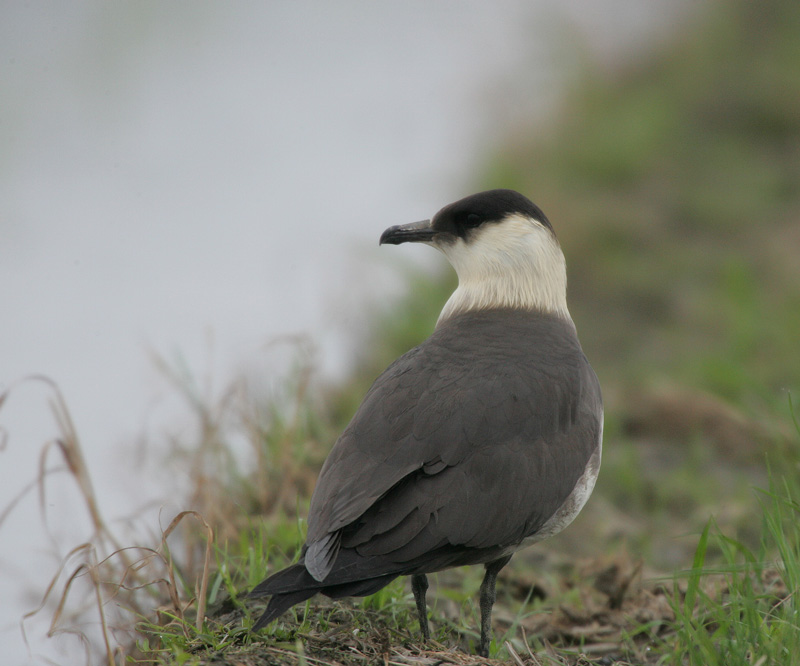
(2, 375, 217, 662)
(505, 640, 526, 666)
(159, 509, 214, 633)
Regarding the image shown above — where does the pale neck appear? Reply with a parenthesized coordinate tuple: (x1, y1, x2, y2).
(436, 216, 570, 326)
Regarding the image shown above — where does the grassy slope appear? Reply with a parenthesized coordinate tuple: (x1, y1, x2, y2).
(133, 0, 800, 663)
(483, 0, 800, 409)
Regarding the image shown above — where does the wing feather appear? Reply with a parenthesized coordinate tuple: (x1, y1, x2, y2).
(304, 309, 602, 578)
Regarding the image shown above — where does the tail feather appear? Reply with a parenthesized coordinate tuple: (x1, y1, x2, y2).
(248, 560, 400, 630)
(251, 588, 317, 631)
(249, 562, 317, 598)
(322, 573, 398, 599)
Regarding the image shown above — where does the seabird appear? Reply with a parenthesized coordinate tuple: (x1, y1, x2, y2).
(249, 189, 603, 657)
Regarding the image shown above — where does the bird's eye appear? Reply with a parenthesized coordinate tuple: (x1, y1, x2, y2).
(450, 211, 483, 238)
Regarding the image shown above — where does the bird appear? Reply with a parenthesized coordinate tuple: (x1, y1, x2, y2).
(249, 189, 603, 657)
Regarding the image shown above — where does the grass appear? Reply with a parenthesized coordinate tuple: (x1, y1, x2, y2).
(10, 367, 792, 664)
(3, 0, 800, 663)
(659, 397, 800, 666)
(667, 475, 800, 664)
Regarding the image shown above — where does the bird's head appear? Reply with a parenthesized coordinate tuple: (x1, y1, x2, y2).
(380, 189, 569, 324)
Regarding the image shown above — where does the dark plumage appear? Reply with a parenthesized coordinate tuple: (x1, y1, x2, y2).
(249, 190, 603, 657)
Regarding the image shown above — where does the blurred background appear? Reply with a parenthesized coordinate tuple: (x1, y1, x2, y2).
(2, 0, 799, 663)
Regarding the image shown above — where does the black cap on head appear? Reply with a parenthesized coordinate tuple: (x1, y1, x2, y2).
(431, 189, 553, 240)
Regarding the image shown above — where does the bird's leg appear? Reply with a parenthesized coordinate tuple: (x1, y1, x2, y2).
(478, 555, 512, 658)
(411, 573, 430, 641)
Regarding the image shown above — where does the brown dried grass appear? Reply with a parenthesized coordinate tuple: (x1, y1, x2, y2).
(1, 376, 215, 665)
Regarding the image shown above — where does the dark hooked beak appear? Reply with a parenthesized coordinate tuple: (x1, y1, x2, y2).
(379, 219, 437, 245)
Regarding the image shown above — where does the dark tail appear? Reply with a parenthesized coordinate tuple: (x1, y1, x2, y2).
(248, 559, 400, 630)
(249, 561, 316, 597)
(251, 587, 317, 631)
(249, 562, 318, 630)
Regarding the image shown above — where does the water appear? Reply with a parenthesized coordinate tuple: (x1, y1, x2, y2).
(0, 2, 688, 662)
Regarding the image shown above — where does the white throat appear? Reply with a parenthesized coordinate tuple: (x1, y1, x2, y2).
(436, 214, 570, 325)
